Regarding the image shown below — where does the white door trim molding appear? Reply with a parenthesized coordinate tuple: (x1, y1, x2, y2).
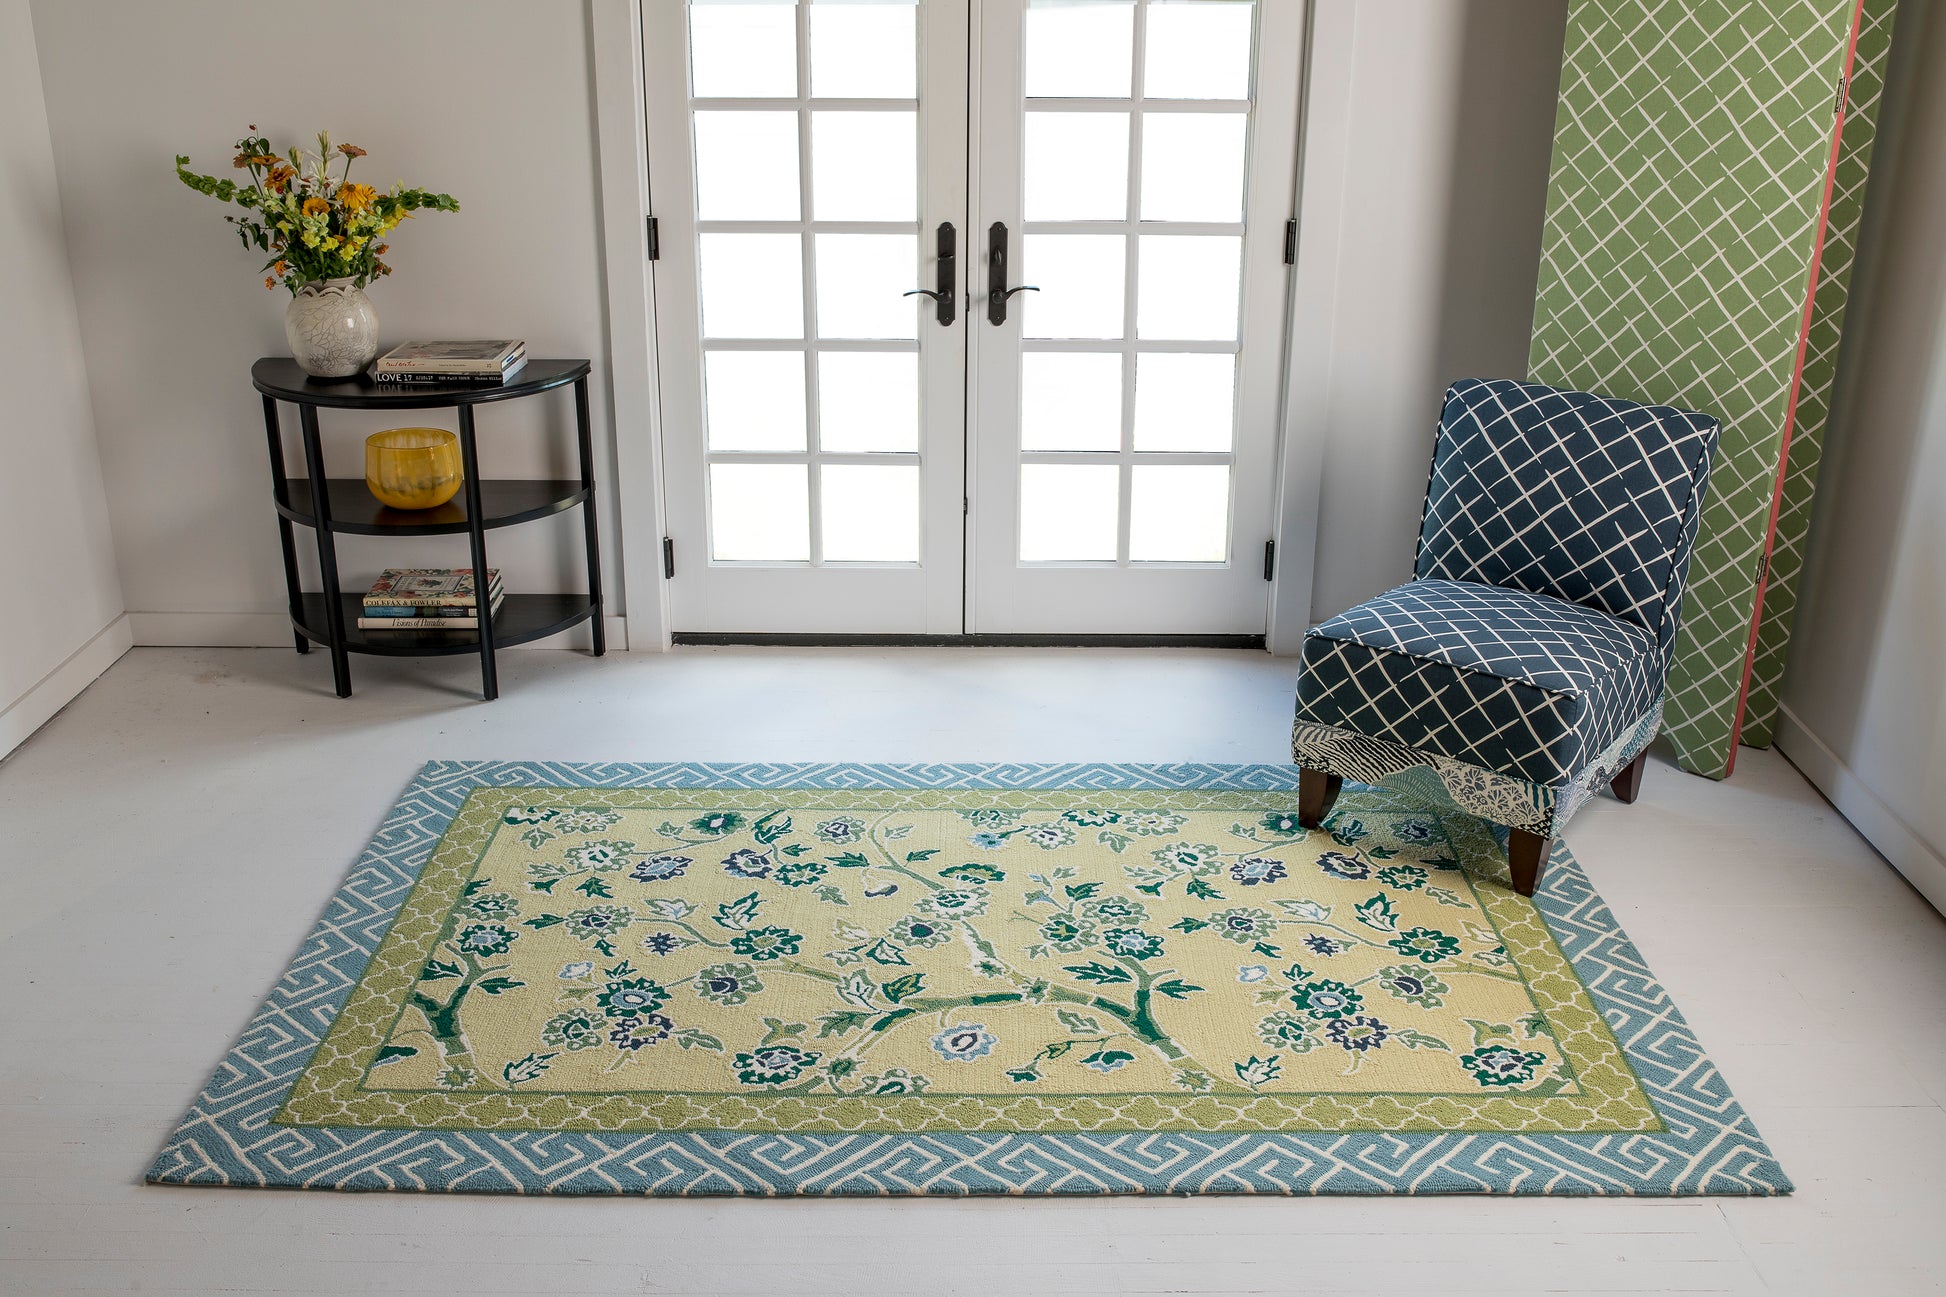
(590, 0, 670, 651)
(1267, 0, 1338, 657)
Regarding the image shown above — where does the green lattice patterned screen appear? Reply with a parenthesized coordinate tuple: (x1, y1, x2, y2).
(1528, 0, 1892, 778)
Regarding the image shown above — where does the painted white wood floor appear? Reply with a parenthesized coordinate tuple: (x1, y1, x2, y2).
(1, 646, 1942, 1297)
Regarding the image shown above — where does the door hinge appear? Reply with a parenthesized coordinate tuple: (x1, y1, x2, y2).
(646, 215, 661, 261)
(662, 536, 675, 578)
(1263, 540, 1276, 581)
(1283, 218, 1298, 265)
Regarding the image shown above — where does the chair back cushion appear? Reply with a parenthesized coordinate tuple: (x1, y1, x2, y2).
(1414, 378, 1718, 664)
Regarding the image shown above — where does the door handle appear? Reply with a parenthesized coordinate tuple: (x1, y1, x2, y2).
(903, 221, 957, 326)
(986, 221, 1039, 326)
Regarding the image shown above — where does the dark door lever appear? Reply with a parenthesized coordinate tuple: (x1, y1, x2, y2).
(904, 222, 957, 326)
(986, 221, 1039, 326)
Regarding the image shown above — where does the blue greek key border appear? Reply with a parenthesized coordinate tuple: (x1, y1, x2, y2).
(145, 761, 1789, 1196)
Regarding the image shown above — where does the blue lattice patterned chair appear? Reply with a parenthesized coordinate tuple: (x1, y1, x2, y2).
(1292, 378, 1719, 896)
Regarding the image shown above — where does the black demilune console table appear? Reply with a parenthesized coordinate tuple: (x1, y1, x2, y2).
(254, 356, 604, 701)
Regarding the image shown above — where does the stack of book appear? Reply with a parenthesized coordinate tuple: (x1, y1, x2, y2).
(373, 340, 526, 387)
(358, 568, 504, 631)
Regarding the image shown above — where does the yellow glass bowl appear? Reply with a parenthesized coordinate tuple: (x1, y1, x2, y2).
(365, 427, 462, 510)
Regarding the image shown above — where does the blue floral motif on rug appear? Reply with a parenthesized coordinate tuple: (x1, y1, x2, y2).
(146, 761, 1788, 1196)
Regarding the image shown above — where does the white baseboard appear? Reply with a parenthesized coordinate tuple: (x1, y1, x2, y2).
(1775, 702, 1946, 914)
(129, 612, 632, 651)
(0, 614, 134, 758)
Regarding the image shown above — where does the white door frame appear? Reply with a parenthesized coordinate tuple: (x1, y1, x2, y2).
(591, 0, 1327, 650)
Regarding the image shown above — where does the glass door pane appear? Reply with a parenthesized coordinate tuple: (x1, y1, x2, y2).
(646, 0, 968, 634)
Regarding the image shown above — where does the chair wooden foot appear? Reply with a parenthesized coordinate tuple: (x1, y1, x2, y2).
(1297, 767, 1343, 829)
(1508, 829, 1551, 897)
(1609, 748, 1648, 804)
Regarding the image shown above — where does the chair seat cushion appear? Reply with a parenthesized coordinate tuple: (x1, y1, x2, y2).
(1295, 579, 1660, 787)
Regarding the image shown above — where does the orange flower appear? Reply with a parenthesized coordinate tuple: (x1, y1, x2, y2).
(265, 164, 295, 192)
(338, 182, 377, 214)
(301, 195, 329, 219)
(372, 243, 388, 255)
(272, 260, 290, 275)
(264, 275, 277, 290)
(337, 143, 367, 159)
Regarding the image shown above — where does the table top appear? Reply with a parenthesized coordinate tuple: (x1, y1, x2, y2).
(252, 357, 590, 409)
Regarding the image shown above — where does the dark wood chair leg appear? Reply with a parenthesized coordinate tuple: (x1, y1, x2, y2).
(1609, 748, 1649, 804)
(1508, 829, 1551, 897)
(1297, 767, 1343, 829)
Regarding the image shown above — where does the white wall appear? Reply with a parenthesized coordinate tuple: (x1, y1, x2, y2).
(27, 0, 624, 648)
(0, 0, 128, 757)
(1779, 0, 1946, 912)
(1296, 0, 1568, 621)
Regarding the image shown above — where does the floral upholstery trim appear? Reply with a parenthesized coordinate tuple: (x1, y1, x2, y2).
(1291, 703, 1661, 838)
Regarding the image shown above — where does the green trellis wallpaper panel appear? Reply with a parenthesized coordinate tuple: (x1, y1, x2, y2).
(1528, 0, 1891, 778)
(1742, 0, 1899, 748)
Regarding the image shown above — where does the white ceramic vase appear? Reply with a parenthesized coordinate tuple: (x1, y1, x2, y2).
(284, 278, 379, 378)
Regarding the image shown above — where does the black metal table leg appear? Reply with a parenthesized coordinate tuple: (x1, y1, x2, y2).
(298, 405, 352, 696)
(261, 396, 309, 655)
(573, 376, 606, 656)
(456, 405, 498, 700)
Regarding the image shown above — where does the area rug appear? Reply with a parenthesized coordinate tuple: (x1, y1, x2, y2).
(147, 761, 1788, 1196)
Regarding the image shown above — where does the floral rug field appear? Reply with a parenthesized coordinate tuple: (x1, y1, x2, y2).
(148, 762, 1789, 1196)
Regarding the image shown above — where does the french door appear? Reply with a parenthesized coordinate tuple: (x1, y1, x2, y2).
(644, 0, 1302, 636)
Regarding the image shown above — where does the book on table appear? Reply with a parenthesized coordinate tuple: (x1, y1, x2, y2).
(360, 568, 504, 630)
(373, 340, 525, 385)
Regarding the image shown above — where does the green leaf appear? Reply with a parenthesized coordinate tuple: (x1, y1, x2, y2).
(1353, 892, 1400, 932)
(372, 1045, 418, 1065)
(644, 897, 695, 920)
(1367, 845, 1398, 860)
(880, 972, 926, 1004)
(1042, 1039, 1077, 1059)
(1005, 1064, 1042, 1083)
(1062, 961, 1133, 985)
(1234, 1054, 1282, 1089)
(1055, 1009, 1103, 1034)
(817, 1010, 871, 1038)
(420, 958, 463, 981)
(476, 977, 525, 996)
(863, 939, 910, 966)
(1274, 898, 1332, 921)
(461, 878, 489, 896)
(1063, 882, 1103, 900)
(759, 1016, 807, 1046)
(528, 877, 560, 894)
(502, 1051, 556, 1086)
(904, 848, 940, 862)
(1170, 916, 1208, 934)
(521, 914, 565, 931)
(574, 876, 612, 899)
(836, 970, 877, 1010)
(1185, 878, 1223, 901)
(1134, 882, 1165, 897)
(813, 884, 850, 907)
(1520, 1012, 1551, 1039)
(1251, 941, 1282, 959)
(1396, 1028, 1451, 1051)
(826, 852, 870, 869)
(752, 810, 793, 844)
(1425, 887, 1471, 908)
(673, 1027, 725, 1052)
(780, 842, 811, 857)
(712, 890, 762, 931)
(1081, 1048, 1136, 1070)
(1152, 978, 1204, 1000)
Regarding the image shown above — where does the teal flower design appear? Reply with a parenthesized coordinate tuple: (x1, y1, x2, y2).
(1375, 964, 1449, 1008)
(1256, 1010, 1319, 1051)
(1391, 818, 1435, 842)
(454, 923, 516, 957)
(1063, 808, 1120, 826)
(1101, 927, 1164, 960)
(930, 1022, 998, 1061)
(773, 857, 828, 887)
(719, 848, 772, 879)
(562, 839, 638, 872)
(1290, 977, 1363, 1020)
(1461, 1043, 1549, 1087)
(595, 976, 670, 1019)
(460, 891, 519, 921)
(1149, 842, 1223, 873)
(1259, 811, 1305, 836)
(1079, 895, 1147, 924)
(1120, 810, 1189, 837)
(959, 809, 1022, 829)
(1317, 851, 1370, 880)
(553, 808, 623, 835)
(539, 1009, 604, 1051)
(1326, 1014, 1389, 1052)
(813, 816, 866, 844)
(565, 904, 634, 943)
(504, 806, 556, 826)
(609, 1013, 673, 1052)
(734, 1043, 820, 1085)
(919, 888, 988, 918)
(1387, 926, 1462, 964)
(629, 854, 692, 882)
(891, 914, 953, 949)
(938, 862, 1005, 886)
(856, 1067, 930, 1094)
(1037, 913, 1097, 952)
(1208, 906, 1275, 945)
(1022, 821, 1077, 849)
(689, 811, 744, 836)
(693, 961, 764, 1006)
(728, 925, 803, 962)
(1376, 864, 1430, 891)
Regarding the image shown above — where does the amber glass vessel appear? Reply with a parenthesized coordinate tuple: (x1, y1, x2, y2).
(364, 427, 462, 510)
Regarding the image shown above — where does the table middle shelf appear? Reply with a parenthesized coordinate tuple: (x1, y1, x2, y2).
(275, 478, 588, 536)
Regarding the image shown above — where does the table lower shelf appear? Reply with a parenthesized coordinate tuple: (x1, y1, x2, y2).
(295, 592, 596, 656)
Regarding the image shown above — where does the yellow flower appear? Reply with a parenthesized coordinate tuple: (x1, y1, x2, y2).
(300, 229, 321, 248)
(300, 195, 329, 219)
(338, 182, 377, 214)
(320, 235, 341, 252)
